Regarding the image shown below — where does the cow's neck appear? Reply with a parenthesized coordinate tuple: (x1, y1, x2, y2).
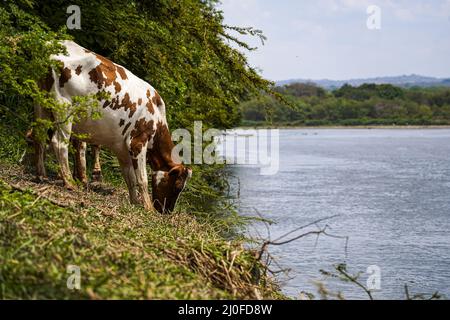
(148, 122, 178, 172)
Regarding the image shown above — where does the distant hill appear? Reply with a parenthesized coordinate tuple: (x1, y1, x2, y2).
(276, 74, 450, 90)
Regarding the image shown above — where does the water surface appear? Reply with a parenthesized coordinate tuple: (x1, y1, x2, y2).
(226, 129, 450, 299)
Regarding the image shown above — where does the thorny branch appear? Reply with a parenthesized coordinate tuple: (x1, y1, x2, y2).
(404, 284, 442, 300)
(251, 211, 349, 287)
(333, 264, 374, 300)
(255, 214, 348, 262)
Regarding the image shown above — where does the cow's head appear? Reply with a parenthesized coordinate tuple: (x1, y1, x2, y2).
(151, 165, 192, 214)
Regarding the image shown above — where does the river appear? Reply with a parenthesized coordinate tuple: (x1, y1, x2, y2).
(221, 128, 450, 299)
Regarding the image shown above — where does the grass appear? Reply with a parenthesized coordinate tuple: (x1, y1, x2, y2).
(0, 164, 283, 299)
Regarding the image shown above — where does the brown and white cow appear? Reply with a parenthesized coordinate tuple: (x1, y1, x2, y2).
(35, 40, 191, 213)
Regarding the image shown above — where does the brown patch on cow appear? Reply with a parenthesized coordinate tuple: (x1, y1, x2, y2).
(130, 118, 156, 157)
(119, 119, 125, 127)
(147, 121, 176, 171)
(114, 81, 121, 94)
(122, 122, 131, 135)
(85, 51, 128, 103)
(116, 66, 128, 80)
(88, 65, 114, 89)
(108, 97, 118, 109)
(138, 98, 142, 105)
(152, 91, 163, 107)
(132, 158, 138, 170)
(120, 93, 137, 118)
(88, 66, 98, 84)
(59, 67, 72, 88)
(88, 53, 125, 94)
(146, 100, 155, 114)
(38, 68, 55, 91)
(102, 92, 137, 117)
(75, 65, 82, 75)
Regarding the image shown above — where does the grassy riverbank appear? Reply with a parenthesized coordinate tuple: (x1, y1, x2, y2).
(0, 163, 284, 300)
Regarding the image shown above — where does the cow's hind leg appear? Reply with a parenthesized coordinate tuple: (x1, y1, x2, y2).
(51, 122, 76, 190)
(34, 135, 47, 180)
(92, 145, 103, 182)
(72, 139, 88, 185)
(33, 105, 48, 180)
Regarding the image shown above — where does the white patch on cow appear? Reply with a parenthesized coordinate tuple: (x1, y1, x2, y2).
(154, 171, 166, 186)
(147, 120, 159, 150)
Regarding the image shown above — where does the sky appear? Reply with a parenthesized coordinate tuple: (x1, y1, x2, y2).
(218, 0, 450, 81)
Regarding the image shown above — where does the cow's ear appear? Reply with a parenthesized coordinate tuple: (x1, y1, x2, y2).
(168, 165, 183, 177)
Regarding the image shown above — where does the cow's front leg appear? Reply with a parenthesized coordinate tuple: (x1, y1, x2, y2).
(73, 139, 88, 185)
(117, 153, 140, 205)
(131, 148, 154, 211)
(51, 123, 76, 190)
(92, 145, 103, 182)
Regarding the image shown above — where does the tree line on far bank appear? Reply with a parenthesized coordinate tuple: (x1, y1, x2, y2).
(240, 82, 450, 126)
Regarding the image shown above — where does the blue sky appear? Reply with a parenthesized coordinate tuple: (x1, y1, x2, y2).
(218, 0, 450, 81)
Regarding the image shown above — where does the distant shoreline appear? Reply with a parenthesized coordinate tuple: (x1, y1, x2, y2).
(236, 125, 450, 130)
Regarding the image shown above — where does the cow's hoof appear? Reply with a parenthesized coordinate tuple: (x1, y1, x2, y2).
(92, 171, 103, 182)
(33, 176, 48, 184)
(64, 183, 77, 191)
(143, 203, 156, 212)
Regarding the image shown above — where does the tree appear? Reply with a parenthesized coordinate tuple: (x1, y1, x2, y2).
(1, 0, 273, 136)
(275, 82, 326, 98)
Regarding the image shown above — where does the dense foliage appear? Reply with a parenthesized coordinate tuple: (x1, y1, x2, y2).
(0, 0, 271, 130)
(0, 0, 273, 219)
(241, 83, 450, 126)
(0, 0, 274, 151)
